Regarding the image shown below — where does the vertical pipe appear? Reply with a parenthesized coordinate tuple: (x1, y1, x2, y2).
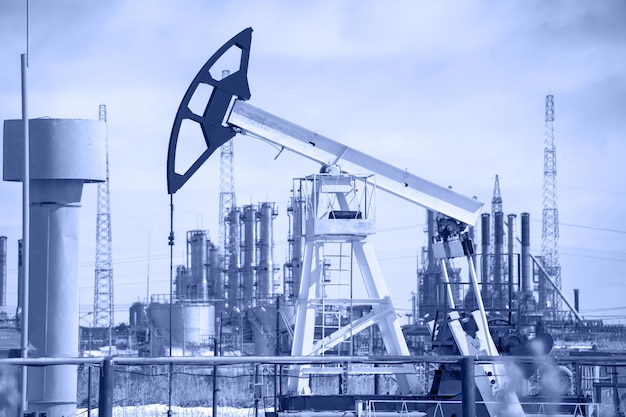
(425, 210, 439, 316)
(0, 236, 7, 311)
(242, 205, 256, 307)
(613, 367, 621, 415)
(574, 289, 580, 313)
(227, 208, 241, 312)
(17, 239, 23, 318)
(461, 357, 476, 417)
(274, 296, 279, 412)
(521, 213, 531, 293)
(493, 211, 504, 305)
(468, 223, 477, 277)
(254, 364, 260, 417)
(480, 213, 490, 301)
(507, 214, 517, 309)
(87, 365, 92, 417)
(212, 338, 218, 417)
(209, 243, 221, 299)
(20, 52, 31, 415)
(290, 194, 304, 299)
(98, 359, 113, 417)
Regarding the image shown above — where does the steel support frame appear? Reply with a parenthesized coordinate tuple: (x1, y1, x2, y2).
(288, 235, 418, 395)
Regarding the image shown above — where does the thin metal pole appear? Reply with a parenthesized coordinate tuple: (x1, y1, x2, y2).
(87, 365, 92, 417)
(254, 364, 260, 417)
(461, 357, 476, 417)
(168, 194, 175, 417)
(212, 337, 218, 417)
(99, 359, 113, 417)
(274, 296, 279, 413)
(20, 51, 30, 416)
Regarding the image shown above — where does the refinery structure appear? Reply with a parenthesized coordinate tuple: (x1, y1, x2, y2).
(2, 27, 626, 417)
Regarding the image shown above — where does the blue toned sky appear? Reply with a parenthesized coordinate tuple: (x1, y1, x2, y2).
(0, 1, 625, 325)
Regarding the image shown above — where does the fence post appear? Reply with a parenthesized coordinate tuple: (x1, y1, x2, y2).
(461, 356, 476, 417)
(99, 358, 113, 417)
(213, 337, 218, 417)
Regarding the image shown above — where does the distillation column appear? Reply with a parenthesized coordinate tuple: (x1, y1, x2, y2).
(226, 208, 241, 312)
(241, 205, 257, 308)
(480, 213, 491, 304)
(187, 230, 209, 301)
(3, 118, 105, 417)
(493, 211, 504, 308)
(286, 193, 305, 301)
(257, 202, 277, 303)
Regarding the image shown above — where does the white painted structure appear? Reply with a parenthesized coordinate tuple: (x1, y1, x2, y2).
(286, 172, 420, 394)
(3, 118, 105, 417)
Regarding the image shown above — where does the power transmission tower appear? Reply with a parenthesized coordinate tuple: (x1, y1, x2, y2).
(541, 94, 561, 313)
(94, 104, 114, 345)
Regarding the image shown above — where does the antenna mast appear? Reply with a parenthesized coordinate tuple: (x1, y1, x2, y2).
(541, 94, 561, 314)
(218, 70, 236, 268)
(93, 104, 114, 345)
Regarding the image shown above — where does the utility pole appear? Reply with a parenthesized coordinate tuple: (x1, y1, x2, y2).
(94, 104, 114, 351)
(541, 94, 561, 314)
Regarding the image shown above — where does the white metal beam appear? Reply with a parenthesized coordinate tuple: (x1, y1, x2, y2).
(228, 100, 483, 225)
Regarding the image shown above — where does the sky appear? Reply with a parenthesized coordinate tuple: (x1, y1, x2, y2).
(0, 1, 625, 326)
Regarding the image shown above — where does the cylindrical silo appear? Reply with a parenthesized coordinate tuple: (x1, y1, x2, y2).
(521, 213, 531, 293)
(257, 202, 277, 303)
(3, 118, 105, 417)
(241, 204, 256, 307)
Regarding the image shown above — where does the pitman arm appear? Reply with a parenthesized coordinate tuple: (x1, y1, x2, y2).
(166, 27, 483, 225)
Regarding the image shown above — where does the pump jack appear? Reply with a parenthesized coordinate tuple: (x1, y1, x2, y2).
(167, 28, 581, 417)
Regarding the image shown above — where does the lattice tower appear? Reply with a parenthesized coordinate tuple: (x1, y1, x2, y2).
(490, 174, 503, 269)
(491, 174, 502, 215)
(93, 104, 114, 330)
(489, 175, 505, 308)
(219, 70, 236, 255)
(541, 94, 561, 311)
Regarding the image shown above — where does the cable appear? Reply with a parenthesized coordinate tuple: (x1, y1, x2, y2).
(167, 193, 175, 417)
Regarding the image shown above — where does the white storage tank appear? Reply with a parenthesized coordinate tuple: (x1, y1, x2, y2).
(148, 300, 215, 355)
